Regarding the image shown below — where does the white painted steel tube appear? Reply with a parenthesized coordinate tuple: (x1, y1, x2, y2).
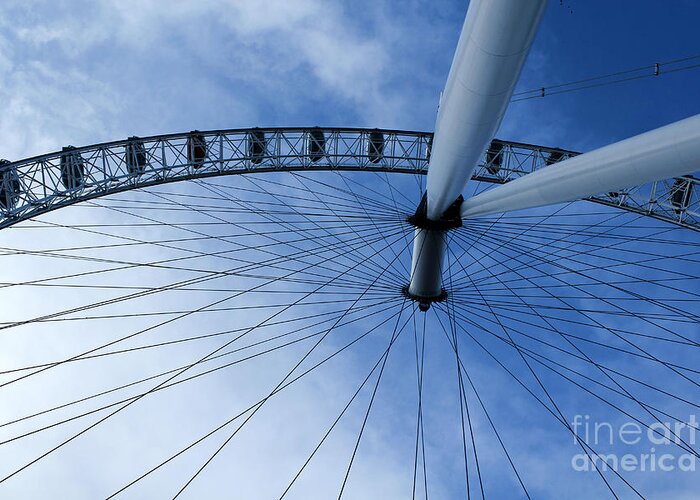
(408, 228, 446, 299)
(425, 0, 547, 220)
(460, 113, 700, 219)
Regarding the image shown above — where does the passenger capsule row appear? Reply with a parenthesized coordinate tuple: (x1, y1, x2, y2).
(672, 177, 695, 214)
(0, 130, 394, 210)
(9, 133, 690, 214)
(184, 129, 388, 167)
(484, 141, 569, 176)
(0, 159, 21, 210)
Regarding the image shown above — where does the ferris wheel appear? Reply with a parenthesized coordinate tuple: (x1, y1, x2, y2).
(0, 0, 699, 498)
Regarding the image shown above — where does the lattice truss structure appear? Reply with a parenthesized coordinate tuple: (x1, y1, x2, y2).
(0, 128, 697, 229)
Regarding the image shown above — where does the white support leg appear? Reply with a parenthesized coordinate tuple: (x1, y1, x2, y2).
(408, 0, 547, 305)
(460, 113, 700, 219)
(408, 228, 447, 302)
(425, 0, 547, 220)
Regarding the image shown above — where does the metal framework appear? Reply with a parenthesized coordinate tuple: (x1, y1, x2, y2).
(1, 127, 698, 230)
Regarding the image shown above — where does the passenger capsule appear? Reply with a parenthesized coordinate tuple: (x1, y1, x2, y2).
(545, 149, 566, 166)
(485, 140, 504, 175)
(368, 130, 384, 164)
(307, 128, 325, 162)
(60, 146, 85, 190)
(671, 177, 694, 214)
(248, 129, 266, 165)
(187, 131, 207, 168)
(125, 136, 148, 175)
(0, 160, 21, 211)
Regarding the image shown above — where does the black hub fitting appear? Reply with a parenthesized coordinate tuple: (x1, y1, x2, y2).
(401, 285, 447, 312)
(407, 193, 464, 231)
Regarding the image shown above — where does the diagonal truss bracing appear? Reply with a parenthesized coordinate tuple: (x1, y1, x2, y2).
(0, 127, 697, 230)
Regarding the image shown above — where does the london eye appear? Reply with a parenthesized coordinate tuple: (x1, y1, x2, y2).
(0, 1, 699, 498)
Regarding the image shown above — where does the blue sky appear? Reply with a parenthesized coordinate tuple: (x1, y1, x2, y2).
(1, 0, 698, 157)
(0, 1, 699, 499)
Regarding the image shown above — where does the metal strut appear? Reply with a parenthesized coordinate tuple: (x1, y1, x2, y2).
(406, 194, 463, 311)
(406, 0, 547, 312)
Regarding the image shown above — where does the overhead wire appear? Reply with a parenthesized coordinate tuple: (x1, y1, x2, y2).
(511, 54, 700, 102)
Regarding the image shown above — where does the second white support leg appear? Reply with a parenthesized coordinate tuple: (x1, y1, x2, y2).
(408, 228, 447, 304)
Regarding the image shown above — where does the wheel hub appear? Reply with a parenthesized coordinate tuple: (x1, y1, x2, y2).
(405, 194, 463, 311)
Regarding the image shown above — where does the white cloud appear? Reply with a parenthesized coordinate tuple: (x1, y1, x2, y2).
(1, 1, 698, 498)
(0, 0, 443, 162)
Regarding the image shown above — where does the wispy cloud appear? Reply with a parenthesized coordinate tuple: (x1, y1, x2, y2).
(0, 0, 457, 161)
